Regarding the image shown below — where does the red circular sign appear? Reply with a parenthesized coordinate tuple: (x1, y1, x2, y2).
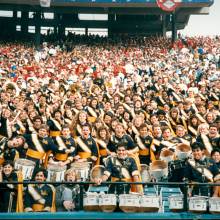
(156, 0, 181, 12)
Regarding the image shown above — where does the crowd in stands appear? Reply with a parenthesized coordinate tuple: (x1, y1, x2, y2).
(0, 34, 220, 212)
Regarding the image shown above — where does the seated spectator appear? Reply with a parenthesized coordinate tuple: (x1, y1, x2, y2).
(0, 161, 23, 212)
(56, 169, 80, 211)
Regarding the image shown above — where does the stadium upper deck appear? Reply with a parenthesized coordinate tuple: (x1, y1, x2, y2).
(0, 0, 214, 7)
(0, 0, 214, 43)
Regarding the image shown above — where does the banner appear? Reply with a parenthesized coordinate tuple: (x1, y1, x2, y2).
(156, 0, 181, 12)
(40, 0, 51, 7)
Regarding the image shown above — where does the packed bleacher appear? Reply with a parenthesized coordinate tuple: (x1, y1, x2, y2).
(0, 34, 220, 213)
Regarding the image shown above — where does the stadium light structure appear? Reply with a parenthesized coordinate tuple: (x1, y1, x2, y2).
(40, 0, 51, 7)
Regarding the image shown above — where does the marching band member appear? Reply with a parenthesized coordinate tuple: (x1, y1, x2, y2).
(152, 124, 163, 159)
(47, 110, 64, 138)
(0, 108, 13, 139)
(49, 125, 76, 168)
(75, 123, 99, 166)
(174, 125, 193, 146)
(158, 126, 180, 155)
(95, 126, 111, 165)
(2, 136, 26, 162)
(86, 97, 101, 123)
(95, 144, 143, 194)
(0, 161, 23, 212)
(70, 111, 89, 137)
(135, 123, 155, 165)
(187, 114, 200, 139)
(24, 168, 55, 212)
(184, 142, 219, 196)
(196, 123, 219, 155)
(26, 115, 43, 134)
(108, 123, 138, 155)
(24, 124, 59, 167)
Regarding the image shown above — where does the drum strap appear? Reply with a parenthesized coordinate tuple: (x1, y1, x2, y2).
(50, 118, 62, 131)
(179, 138, 190, 146)
(136, 135, 148, 151)
(72, 108, 79, 115)
(122, 119, 128, 130)
(132, 126, 140, 136)
(122, 103, 135, 118)
(111, 157, 131, 180)
(161, 140, 176, 149)
(201, 134, 213, 155)
(195, 113, 206, 123)
(55, 136, 67, 151)
(95, 138, 107, 156)
(76, 137, 92, 153)
(27, 119, 36, 133)
(188, 159, 213, 182)
(16, 120, 26, 134)
(31, 134, 45, 153)
(28, 185, 45, 204)
(188, 126, 198, 136)
(76, 124, 83, 136)
(153, 138, 161, 147)
(87, 107, 98, 118)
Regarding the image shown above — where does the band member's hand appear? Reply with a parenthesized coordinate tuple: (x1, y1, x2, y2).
(94, 177, 102, 185)
(110, 152, 116, 157)
(65, 149, 72, 154)
(63, 201, 75, 211)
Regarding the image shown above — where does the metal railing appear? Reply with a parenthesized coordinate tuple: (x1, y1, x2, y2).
(1, 180, 220, 212)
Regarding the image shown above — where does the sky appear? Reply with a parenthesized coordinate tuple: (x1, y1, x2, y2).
(181, 0, 220, 36)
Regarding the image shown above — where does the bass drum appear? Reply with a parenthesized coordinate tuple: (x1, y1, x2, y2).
(188, 196, 207, 213)
(119, 194, 140, 213)
(99, 194, 117, 213)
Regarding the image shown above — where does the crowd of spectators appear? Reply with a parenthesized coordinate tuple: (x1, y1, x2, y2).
(0, 33, 220, 212)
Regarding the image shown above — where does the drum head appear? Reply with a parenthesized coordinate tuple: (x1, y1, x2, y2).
(90, 165, 105, 181)
(140, 164, 151, 182)
(149, 160, 168, 181)
(15, 158, 36, 166)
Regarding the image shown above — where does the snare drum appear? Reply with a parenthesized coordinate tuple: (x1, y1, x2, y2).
(189, 196, 207, 213)
(47, 164, 66, 182)
(14, 159, 35, 180)
(71, 162, 90, 181)
(119, 194, 140, 213)
(168, 195, 183, 212)
(99, 194, 117, 213)
(209, 197, 220, 214)
(83, 193, 99, 211)
(139, 195, 160, 212)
